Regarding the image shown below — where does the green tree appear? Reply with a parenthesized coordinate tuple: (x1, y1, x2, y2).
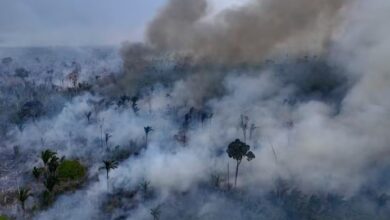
(226, 139, 255, 187)
(57, 160, 86, 181)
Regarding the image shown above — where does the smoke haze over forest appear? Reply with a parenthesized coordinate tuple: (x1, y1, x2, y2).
(1, 0, 390, 219)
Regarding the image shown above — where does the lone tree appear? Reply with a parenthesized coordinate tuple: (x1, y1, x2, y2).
(100, 160, 119, 190)
(144, 126, 153, 147)
(18, 187, 31, 211)
(226, 139, 255, 187)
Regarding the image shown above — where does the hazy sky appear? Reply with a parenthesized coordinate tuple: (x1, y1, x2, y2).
(0, 0, 166, 47)
(0, 0, 249, 47)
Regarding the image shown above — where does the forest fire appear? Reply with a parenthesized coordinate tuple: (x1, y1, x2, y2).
(1, 0, 390, 219)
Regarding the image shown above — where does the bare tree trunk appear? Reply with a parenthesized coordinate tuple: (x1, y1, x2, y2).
(106, 170, 109, 191)
(271, 144, 278, 163)
(145, 134, 148, 148)
(22, 203, 26, 219)
(227, 161, 230, 190)
(234, 160, 241, 187)
(100, 125, 103, 149)
(148, 98, 152, 114)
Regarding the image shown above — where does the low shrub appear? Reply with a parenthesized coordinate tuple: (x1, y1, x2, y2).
(57, 160, 86, 181)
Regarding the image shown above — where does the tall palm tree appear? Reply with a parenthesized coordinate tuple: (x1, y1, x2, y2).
(18, 187, 31, 211)
(100, 160, 119, 190)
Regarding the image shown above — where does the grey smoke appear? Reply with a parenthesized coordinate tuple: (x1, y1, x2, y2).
(147, 0, 349, 63)
(120, 0, 352, 106)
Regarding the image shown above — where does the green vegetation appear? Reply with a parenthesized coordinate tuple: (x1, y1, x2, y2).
(30, 150, 88, 208)
(57, 160, 86, 181)
(0, 215, 9, 220)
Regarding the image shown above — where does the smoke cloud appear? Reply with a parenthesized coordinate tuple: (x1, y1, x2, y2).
(120, 0, 352, 106)
(147, 0, 349, 63)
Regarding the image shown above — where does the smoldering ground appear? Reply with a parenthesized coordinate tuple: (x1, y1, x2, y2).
(1, 0, 390, 219)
